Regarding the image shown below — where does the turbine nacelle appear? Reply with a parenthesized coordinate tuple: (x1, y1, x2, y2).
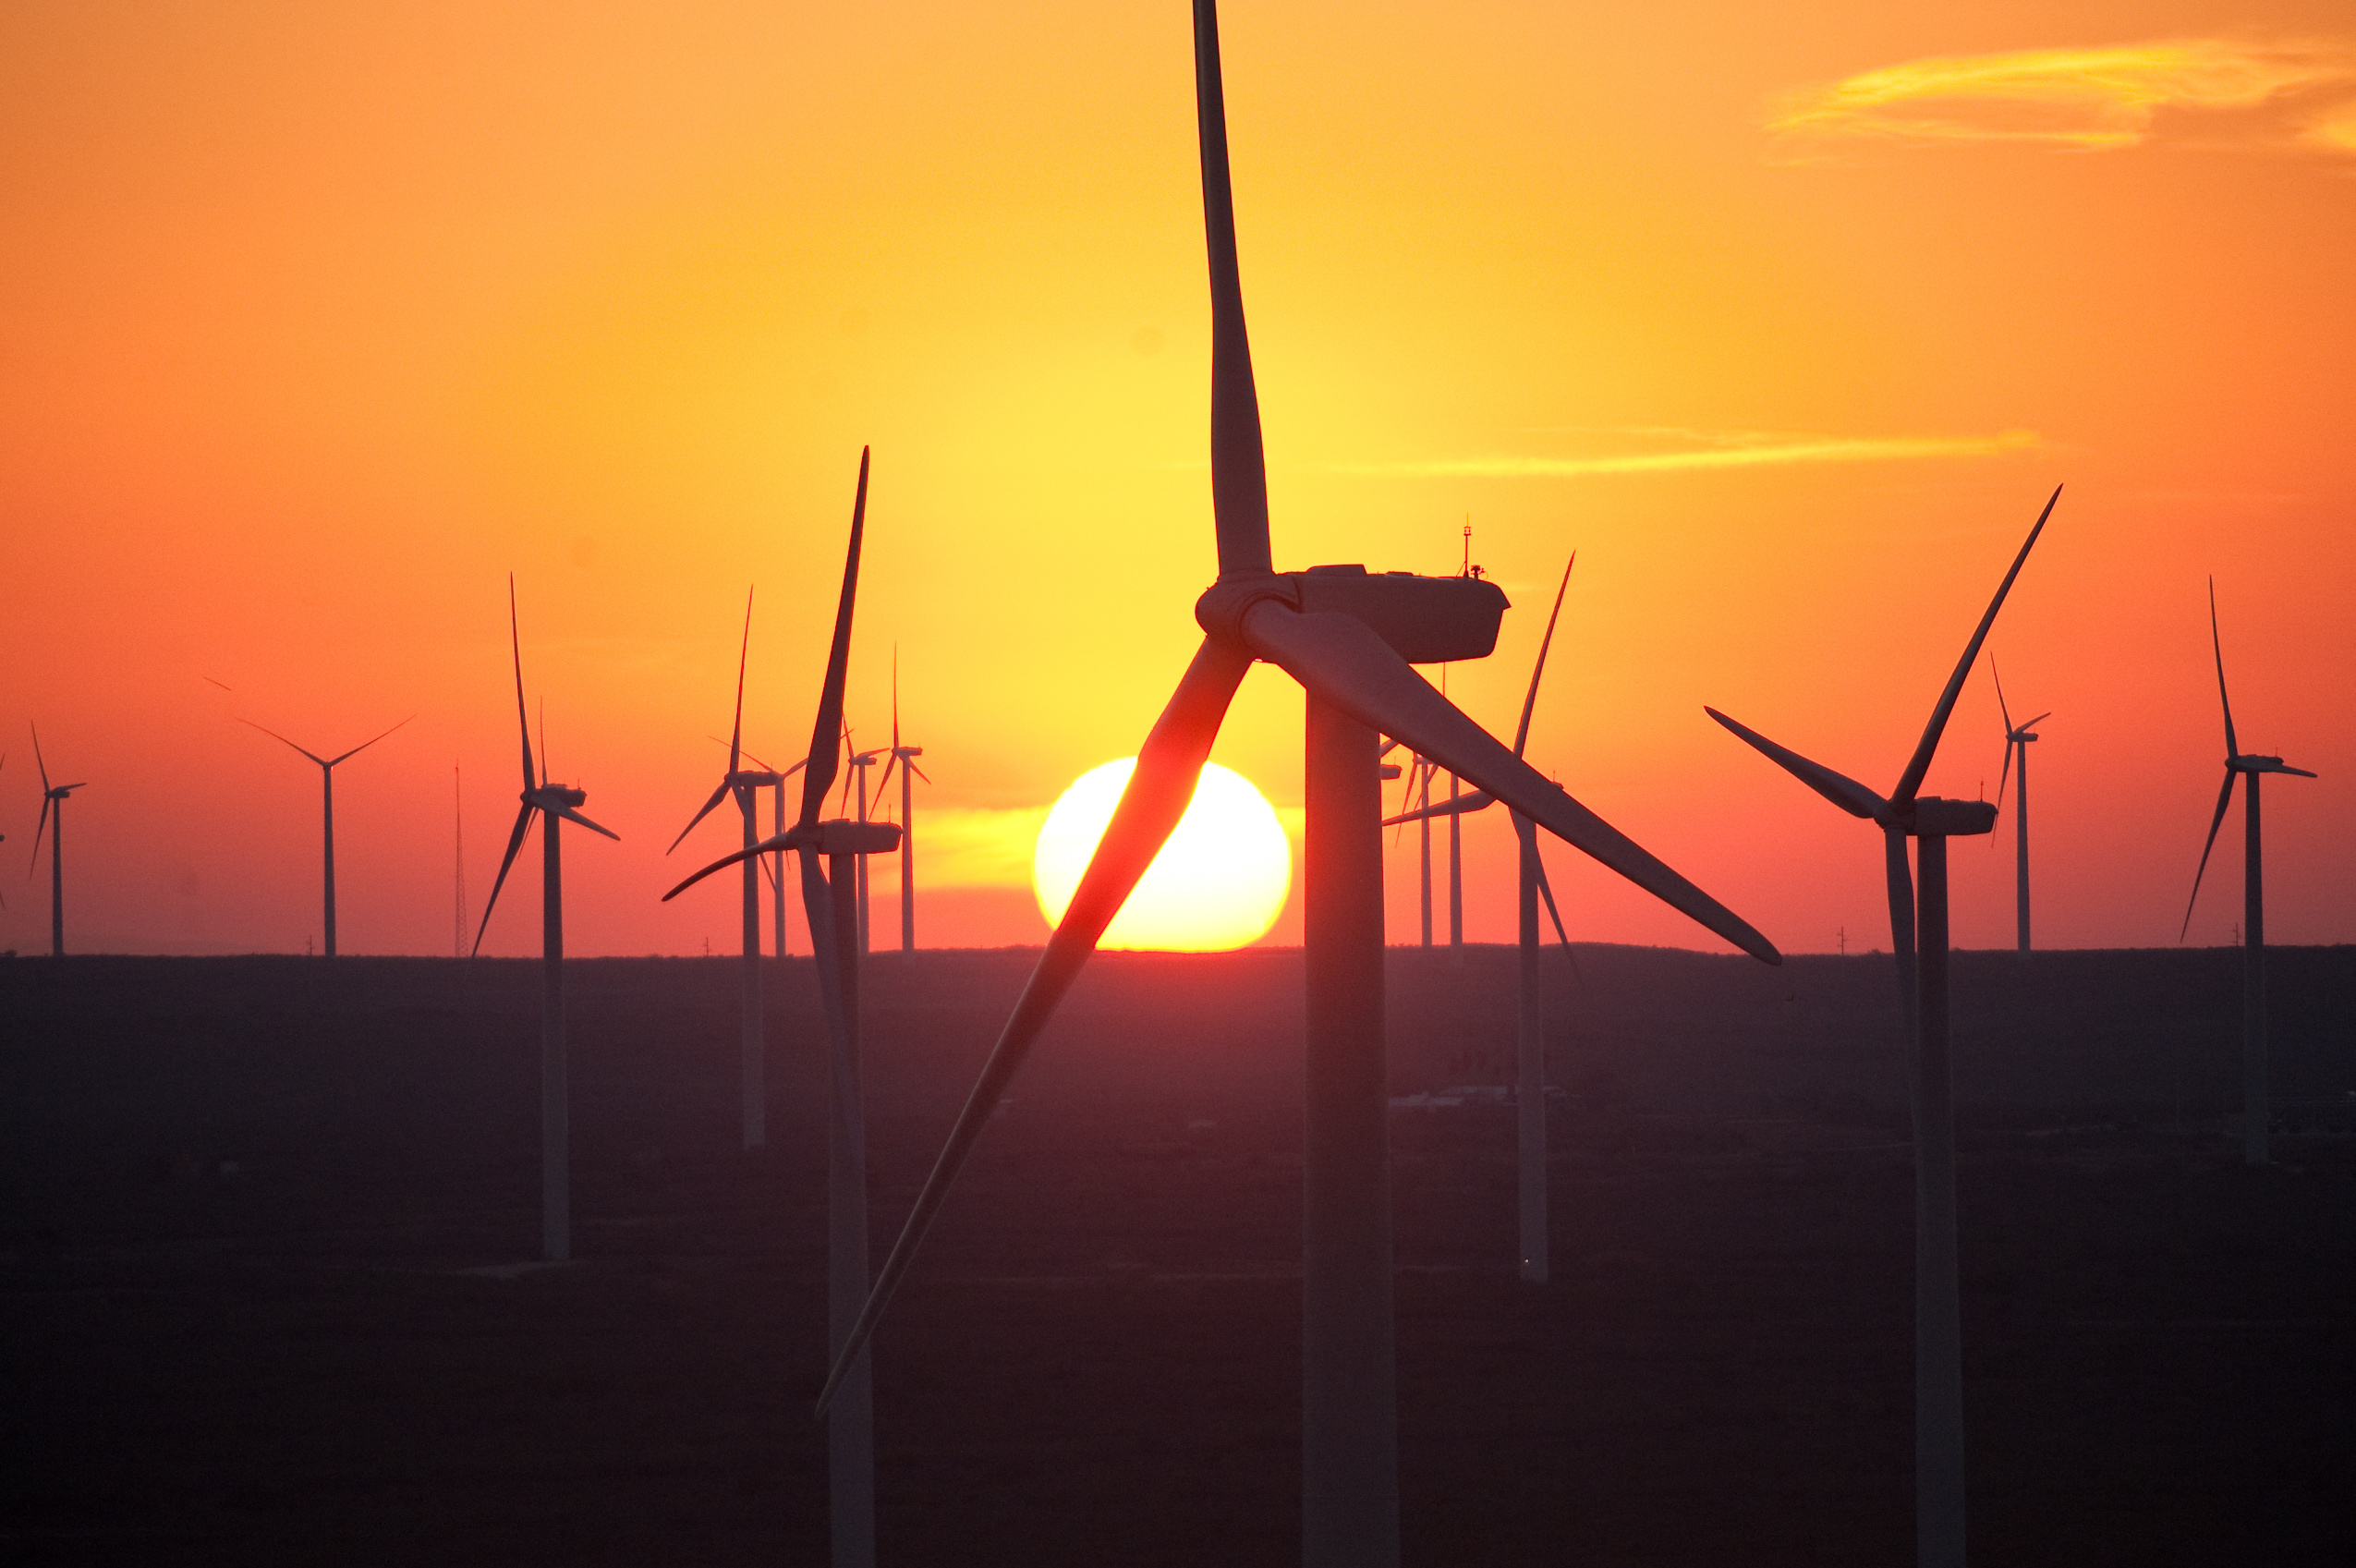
(527, 784, 589, 809)
(1901, 797, 1998, 838)
(733, 770, 786, 788)
(1196, 566, 1510, 665)
(2229, 753, 2314, 777)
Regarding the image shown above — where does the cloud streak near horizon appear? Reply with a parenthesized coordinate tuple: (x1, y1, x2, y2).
(1316, 428, 2041, 480)
(1769, 38, 2356, 153)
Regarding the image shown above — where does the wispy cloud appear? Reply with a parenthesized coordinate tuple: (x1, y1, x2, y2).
(906, 805, 1050, 889)
(1769, 38, 2356, 154)
(1315, 428, 2040, 480)
(2304, 101, 2356, 153)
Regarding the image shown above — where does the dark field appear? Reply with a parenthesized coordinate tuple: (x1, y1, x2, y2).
(2, 946, 2351, 1565)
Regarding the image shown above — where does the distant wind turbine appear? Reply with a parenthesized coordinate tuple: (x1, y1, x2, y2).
(1706, 486, 2058, 1568)
(472, 577, 621, 1263)
(870, 650, 930, 953)
(805, 13, 1778, 1563)
(666, 450, 899, 1568)
(239, 713, 412, 957)
(668, 589, 790, 1149)
(1988, 662, 2047, 954)
(28, 725, 87, 957)
(2180, 578, 2314, 1167)
(1386, 552, 1577, 1282)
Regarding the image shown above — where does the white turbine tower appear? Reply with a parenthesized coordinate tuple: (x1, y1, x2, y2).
(471, 577, 621, 1264)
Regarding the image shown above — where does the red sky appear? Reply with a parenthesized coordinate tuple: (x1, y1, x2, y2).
(3, 1, 2350, 958)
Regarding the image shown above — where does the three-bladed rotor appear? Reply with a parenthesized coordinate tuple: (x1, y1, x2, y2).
(2180, 577, 2315, 936)
(28, 723, 86, 874)
(813, 0, 1776, 1417)
(471, 577, 619, 955)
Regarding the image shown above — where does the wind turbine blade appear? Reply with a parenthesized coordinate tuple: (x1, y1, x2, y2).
(667, 779, 736, 855)
(238, 718, 328, 767)
(1510, 552, 1574, 757)
(2180, 769, 2238, 939)
(1192, 0, 1272, 578)
(800, 449, 869, 828)
(729, 586, 753, 775)
(891, 645, 901, 755)
(471, 803, 538, 955)
(1705, 708, 1888, 820)
(1378, 789, 1497, 827)
(2279, 765, 2318, 779)
(1890, 484, 2059, 808)
(1520, 815, 1583, 975)
(508, 575, 537, 792)
(2208, 577, 2238, 759)
(30, 723, 51, 793)
(907, 759, 932, 785)
(1992, 737, 2012, 832)
(29, 795, 51, 875)
(326, 713, 415, 767)
(1883, 826, 1917, 1014)
(2022, 711, 2051, 731)
(1245, 603, 1778, 963)
(550, 802, 620, 841)
(663, 831, 797, 902)
(872, 751, 899, 808)
(814, 635, 1255, 1416)
(1992, 658, 2014, 735)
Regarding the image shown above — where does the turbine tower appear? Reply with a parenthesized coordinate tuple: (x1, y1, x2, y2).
(871, 651, 930, 953)
(1706, 487, 2058, 1568)
(472, 577, 620, 1263)
(28, 726, 86, 958)
(667, 450, 899, 1568)
(669, 589, 788, 1149)
(1385, 552, 1577, 1282)
(808, 14, 1779, 1565)
(1989, 662, 2046, 954)
(240, 713, 412, 957)
(2180, 578, 2314, 1167)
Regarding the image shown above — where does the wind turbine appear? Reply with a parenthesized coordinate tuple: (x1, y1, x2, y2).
(871, 651, 930, 954)
(809, 12, 1778, 1564)
(840, 736, 886, 955)
(665, 450, 899, 1568)
(471, 576, 621, 1264)
(28, 726, 86, 958)
(705, 732, 808, 958)
(1384, 553, 1578, 1282)
(669, 589, 789, 1149)
(1706, 487, 2058, 1568)
(1988, 662, 2047, 954)
(2180, 577, 2314, 1168)
(239, 713, 412, 957)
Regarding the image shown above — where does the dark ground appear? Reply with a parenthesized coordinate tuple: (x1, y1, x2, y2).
(1, 945, 2350, 1565)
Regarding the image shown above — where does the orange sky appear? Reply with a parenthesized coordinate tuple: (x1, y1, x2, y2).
(3, 1, 2350, 958)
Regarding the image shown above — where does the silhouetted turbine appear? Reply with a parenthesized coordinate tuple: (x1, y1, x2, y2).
(2180, 578, 2314, 1167)
(669, 589, 788, 1149)
(808, 12, 1778, 1564)
(28, 726, 86, 957)
(1987, 662, 2047, 954)
(1707, 486, 2058, 1568)
(471, 577, 620, 1264)
(239, 713, 412, 957)
(665, 450, 899, 1568)
(870, 650, 931, 954)
(1385, 551, 1577, 1282)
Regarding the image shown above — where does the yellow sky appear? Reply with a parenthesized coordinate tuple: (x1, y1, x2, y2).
(2, 1, 2350, 957)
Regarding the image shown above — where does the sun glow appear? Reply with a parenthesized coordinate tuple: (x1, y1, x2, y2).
(1033, 760, 1291, 952)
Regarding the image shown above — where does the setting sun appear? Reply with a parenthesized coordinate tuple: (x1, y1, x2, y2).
(1033, 759, 1291, 951)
